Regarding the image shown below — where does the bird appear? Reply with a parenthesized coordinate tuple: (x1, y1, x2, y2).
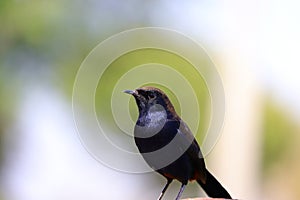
(124, 86, 232, 200)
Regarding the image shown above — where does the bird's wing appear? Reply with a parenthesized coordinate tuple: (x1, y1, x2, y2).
(168, 119, 207, 182)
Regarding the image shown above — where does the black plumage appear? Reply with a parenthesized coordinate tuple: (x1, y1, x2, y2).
(124, 86, 231, 200)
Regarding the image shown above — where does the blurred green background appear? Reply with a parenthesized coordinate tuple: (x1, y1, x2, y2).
(1, 1, 300, 200)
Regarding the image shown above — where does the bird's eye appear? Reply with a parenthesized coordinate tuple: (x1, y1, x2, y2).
(148, 93, 155, 99)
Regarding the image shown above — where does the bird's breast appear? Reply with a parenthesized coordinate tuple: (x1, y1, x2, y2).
(135, 109, 167, 137)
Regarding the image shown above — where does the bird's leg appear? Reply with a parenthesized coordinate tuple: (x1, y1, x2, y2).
(175, 183, 186, 200)
(158, 178, 172, 200)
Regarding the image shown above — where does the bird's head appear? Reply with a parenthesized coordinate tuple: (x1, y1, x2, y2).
(124, 86, 178, 119)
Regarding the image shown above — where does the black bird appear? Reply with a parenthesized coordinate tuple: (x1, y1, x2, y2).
(124, 86, 232, 200)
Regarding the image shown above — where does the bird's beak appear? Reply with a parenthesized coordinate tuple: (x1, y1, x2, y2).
(123, 89, 136, 95)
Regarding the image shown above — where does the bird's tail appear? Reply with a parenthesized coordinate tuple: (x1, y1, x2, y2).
(197, 169, 232, 199)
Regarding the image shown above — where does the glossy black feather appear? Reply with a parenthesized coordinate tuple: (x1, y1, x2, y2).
(125, 87, 232, 199)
